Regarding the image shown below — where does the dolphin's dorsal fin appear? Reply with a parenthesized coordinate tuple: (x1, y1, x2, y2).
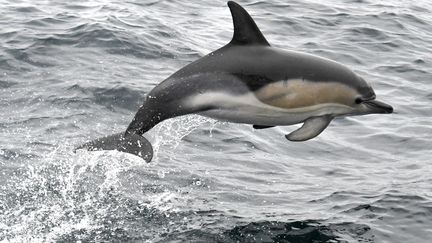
(227, 1, 270, 46)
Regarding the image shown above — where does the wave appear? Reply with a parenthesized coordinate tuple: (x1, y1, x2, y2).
(66, 84, 145, 111)
(223, 220, 371, 243)
(2, 20, 193, 69)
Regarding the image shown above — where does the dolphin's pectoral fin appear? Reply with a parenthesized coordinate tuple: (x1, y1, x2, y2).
(75, 132, 153, 162)
(285, 115, 333, 142)
(253, 125, 275, 129)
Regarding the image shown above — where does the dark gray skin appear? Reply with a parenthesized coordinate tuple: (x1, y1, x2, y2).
(78, 1, 393, 162)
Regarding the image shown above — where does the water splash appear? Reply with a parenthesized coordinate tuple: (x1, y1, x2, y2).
(0, 144, 183, 241)
(151, 115, 216, 160)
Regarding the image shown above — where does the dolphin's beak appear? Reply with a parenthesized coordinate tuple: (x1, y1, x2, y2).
(364, 100, 393, 114)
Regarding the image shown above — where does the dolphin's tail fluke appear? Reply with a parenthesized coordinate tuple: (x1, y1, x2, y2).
(75, 132, 153, 162)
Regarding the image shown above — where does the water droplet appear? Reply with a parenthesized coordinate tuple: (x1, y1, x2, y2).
(157, 170, 166, 178)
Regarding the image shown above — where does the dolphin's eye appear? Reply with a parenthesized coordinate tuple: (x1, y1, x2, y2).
(355, 97, 362, 104)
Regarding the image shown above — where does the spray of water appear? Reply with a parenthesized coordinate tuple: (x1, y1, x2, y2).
(0, 114, 219, 241)
(0, 144, 183, 241)
(150, 115, 216, 160)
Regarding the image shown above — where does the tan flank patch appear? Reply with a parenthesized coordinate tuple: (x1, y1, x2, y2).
(255, 80, 358, 109)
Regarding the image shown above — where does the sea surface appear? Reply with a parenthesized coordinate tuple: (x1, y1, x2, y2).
(1, 0, 431, 242)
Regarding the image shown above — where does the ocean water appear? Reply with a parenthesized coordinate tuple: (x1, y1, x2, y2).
(1, 0, 431, 242)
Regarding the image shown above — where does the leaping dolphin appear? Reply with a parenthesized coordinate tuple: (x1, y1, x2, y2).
(77, 1, 393, 162)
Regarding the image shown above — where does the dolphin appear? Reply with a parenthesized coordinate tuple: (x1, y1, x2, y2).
(77, 1, 393, 162)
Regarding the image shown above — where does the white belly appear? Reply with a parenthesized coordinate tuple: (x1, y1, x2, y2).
(186, 91, 353, 126)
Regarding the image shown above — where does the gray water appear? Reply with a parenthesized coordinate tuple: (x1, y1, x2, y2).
(1, 0, 431, 242)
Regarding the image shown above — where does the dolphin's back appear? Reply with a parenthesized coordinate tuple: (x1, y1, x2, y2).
(171, 45, 372, 97)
